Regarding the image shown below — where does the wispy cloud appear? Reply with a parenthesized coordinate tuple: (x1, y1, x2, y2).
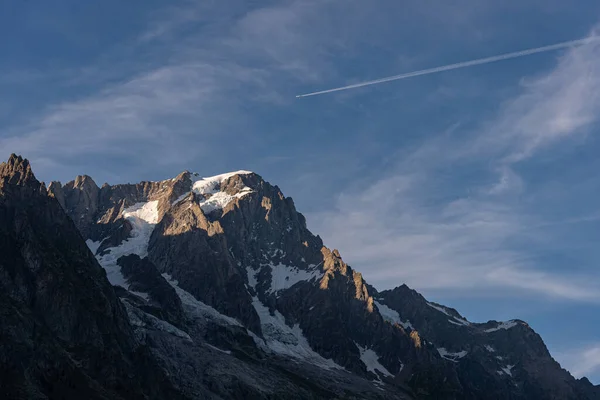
(557, 344, 600, 378)
(0, 0, 344, 181)
(0, 62, 268, 179)
(487, 268, 600, 302)
(309, 169, 600, 301)
(489, 29, 600, 162)
(309, 174, 526, 291)
(2, 0, 535, 183)
(308, 28, 600, 301)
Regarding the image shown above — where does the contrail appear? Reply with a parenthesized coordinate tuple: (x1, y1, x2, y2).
(296, 36, 600, 98)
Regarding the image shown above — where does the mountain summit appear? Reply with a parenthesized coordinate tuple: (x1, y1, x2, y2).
(1, 155, 598, 399)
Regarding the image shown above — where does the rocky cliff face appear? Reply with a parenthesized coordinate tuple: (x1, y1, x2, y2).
(0, 155, 180, 400)
(2, 154, 598, 399)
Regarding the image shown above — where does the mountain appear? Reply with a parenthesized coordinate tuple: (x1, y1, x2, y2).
(1, 154, 598, 399)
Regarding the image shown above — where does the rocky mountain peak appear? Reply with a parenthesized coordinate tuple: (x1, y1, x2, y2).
(59, 174, 101, 236)
(73, 174, 98, 189)
(1, 153, 29, 172)
(47, 180, 66, 208)
(0, 154, 39, 190)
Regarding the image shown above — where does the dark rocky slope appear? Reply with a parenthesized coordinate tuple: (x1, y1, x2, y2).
(0, 155, 182, 400)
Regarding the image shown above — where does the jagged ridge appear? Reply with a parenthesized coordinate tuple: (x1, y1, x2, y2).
(2, 154, 598, 400)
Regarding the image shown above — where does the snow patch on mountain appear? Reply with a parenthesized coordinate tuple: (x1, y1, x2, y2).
(374, 301, 413, 330)
(437, 348, 468, 362)
(172, 192, 190, 205)
(193, 171, 253, 189)
(122, 298, 191, 341)
(85, 239, 102, 255)
(130, 290, 150, 301)
(199, 189, 253, 213)
(124, 200, 160, 225)
(426, 302, 471, 326)
(485, 320, 518, 333)
(268, 263, 323, 293)
(356, 344, 393, 378)
(246, 266, 258, 290)
(426, 302, 450, 315)
(498, 364, 515, 377)
(185, 171, 254, 213)
(205, 343, 232, 355)
(163, 273, 242, 327)
(251, 296, 342, 370)
(93, 200, 159, 288)
(485, 345, 496, 352)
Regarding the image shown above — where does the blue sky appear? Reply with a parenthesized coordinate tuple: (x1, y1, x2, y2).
(2, 0, 600, 382)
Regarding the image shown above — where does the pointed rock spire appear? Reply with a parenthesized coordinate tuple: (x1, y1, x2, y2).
(0, 154, 40, 189)
(48, 181, 66, 209)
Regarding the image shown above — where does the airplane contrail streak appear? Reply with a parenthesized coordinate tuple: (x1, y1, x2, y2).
(296, 36, 600, 98)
